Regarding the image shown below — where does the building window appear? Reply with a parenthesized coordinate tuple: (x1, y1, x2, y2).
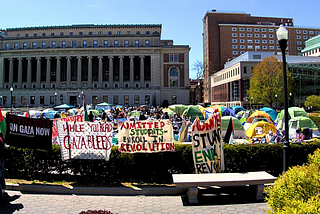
(69, 32, 73, 35)
(255, 40, 260, 43)
(240, 34, 245, 37)
(262, 28, 266, 32)
(232, 27, 237, 31)
(51, 33, 54, 36)
(247, 28, 252, 31)
(134, 95, 139, 104)
(247, 34, 252, 37)
(113, 95, 118, 105)
(42, 42, 46, 49)
(255, 46, 260, 50)
(270, 46, 275, 49)
(93, 40, 98, 47)
(136, 31, 140, 35)
(124, 40, 129, 47)
(114, 40, 118, 47)
(146, 31, 150, 34)
(40, 96, 44, 104)
(172, 95, 177, 104)
(89, 32, 93, 35)
(232, 33, 237, 37)
(269, 29, 274, 32)
(124, 95, 129, 104)
(83, 40, 87, 48)
(240, 45, 245, 49)
(108, 31, 112, 35)
(52, 41, 56, 48)
(255, 34, 260, 37)
(169, 67, 179, 87)
(14, 43, 18, 49)
(33, 33, 37, 37)
(103, 96, 108, 102)
(127, 31, 131, 35)
(72, 41, 76, 48)
(303, 36, 308, 39)
(23, 42, 27, 49)
(232, 39, 237, 43)
(262, 34, 267, 38)
(62, 41, 66, 48)
(297, 36, 301, 39)
(297, 41, 302, 45)
(5, 43, 9, 50)
(135, 40, 139, 47)
(174, 55, 178, 62)
(262, 40, 267, 44)
(145, 40, 150, 47)
(145, 95, 150, 104)
(269, 34, 274, 38)
(303, 30, 307, 34)
(240, 28, 244, 31)
(79, 32, 83, 35)
(263, 46, 268, 49)
(247, 39, 252, 43)
(240, 39, 245, 43)
(104, 40, 108, 47)
(232, 45, 238, 49)
(60, 32, 64, 36)
(244, 66, 247, 74)
(117, 31, 121, 35)
(310, 31, 314, 34)
(269, 40, 274, 44)
(25, 34, 28, 37)
(42, 33, 46, 36)
(30, 96, 35, 105)
(98, 31, 102, 35)
(240, 51, 245, 54)
(32, 42, 36, 49)
(232, 51, 238, 54)
(296, 30, 301, 34)
(255, 28, 259, 32)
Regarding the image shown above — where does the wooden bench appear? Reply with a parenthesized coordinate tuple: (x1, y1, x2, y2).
(172, 171, 276, 204)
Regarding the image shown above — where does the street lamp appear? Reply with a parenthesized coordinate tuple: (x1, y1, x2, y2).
(275, 94, 278, 110)
(289, 92, 292, 107)
(0, 95, 2, 107)
(54, 92, 57, 106)
(277, 24, 289, 173)
(10, 87, 13, 113)
(78, 94, 81, 107)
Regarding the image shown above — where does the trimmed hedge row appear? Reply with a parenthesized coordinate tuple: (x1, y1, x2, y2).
(4, 142, 320, 185)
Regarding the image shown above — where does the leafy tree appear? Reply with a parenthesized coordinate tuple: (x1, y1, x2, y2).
(247, 55, 293, 108)
(305, 95, 320, 109)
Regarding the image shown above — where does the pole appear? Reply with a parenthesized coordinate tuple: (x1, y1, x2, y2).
(279, 39, 289, 173)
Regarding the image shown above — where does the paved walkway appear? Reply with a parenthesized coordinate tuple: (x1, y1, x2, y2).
(0, 190, 269, 214)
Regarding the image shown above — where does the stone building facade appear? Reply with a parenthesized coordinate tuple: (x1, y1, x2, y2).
(0, 24, 190, 108)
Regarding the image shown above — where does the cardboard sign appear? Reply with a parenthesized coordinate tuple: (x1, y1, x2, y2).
(5, 114, 53, 151)
(52, 115, 84, 144)
(56, 121, 112, 161)
(191, 112, 224, 173)
(118, 119, 175, 153)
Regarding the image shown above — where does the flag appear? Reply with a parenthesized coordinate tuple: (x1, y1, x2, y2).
(25, 107, 30, 118)
(224, 117, 234, 145)
(0, 107, 5, 137)
(0, 107, 3, 122)
(81, 92, 88, 121)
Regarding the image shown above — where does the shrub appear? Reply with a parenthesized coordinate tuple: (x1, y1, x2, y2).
(265, 149, 320, 213)
(79, 210, 115, 214)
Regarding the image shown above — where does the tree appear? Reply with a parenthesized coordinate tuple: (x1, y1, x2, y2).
(247, 56, 293, 108)
(192, 60, 203, 80)
(305, 95, 320, 109)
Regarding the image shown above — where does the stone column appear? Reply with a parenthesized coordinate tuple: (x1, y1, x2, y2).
(0, 58, 4, 89)
(9, 58, 14, 87)
(108, 56, 113, 87)
(130, 56, 134, 87)
(18, 58, 23, 88)
(140, 55, 145, 87)
(27, 58, 32, 88)
(46, 57, 51, 88)
(67, 56, 71, 88)
(119, 56, 124, 88)
(98, 56, 103, 88)
(56, 56, 61, 88)
(88, 56, 92, 88)
(36, 57, 41, 88)
(77, 56, 82, 88)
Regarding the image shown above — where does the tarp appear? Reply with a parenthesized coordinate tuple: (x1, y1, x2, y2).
(182, 105, 204, 121)
(168, 104, 188, 115)
(54, 104, 75, 109)
(245, 121, 276, 138)
(260, 107, 278, 122)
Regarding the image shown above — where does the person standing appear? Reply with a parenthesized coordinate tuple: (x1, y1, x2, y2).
(0, 133, 6, 202)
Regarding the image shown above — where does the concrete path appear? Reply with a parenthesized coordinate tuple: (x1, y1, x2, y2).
(0, 190, 269, 214)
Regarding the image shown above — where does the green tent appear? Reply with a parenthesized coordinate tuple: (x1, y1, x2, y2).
(128, 110, 141, 117)
(221, 116, 244, 131)
(276, 107, 309, 129)
(168, 104, 189, 115)
(182, 105, 204, 121)
(289, 116, 318, 131)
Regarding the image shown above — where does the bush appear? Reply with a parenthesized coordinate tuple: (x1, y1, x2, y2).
(79, 210, 114, 214)
(265, 149, 320, 213)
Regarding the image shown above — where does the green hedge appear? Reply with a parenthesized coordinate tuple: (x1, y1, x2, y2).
(4, 142, 320, 185)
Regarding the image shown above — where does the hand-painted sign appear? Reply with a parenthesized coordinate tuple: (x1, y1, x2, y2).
(52, 115, 84, 144)
(192, 111, 224, 173)
(5, 114, 53, 151)
(118, 119, 174, 153)
(56, 121, 112, 161)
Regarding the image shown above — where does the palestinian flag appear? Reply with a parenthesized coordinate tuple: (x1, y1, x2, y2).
(224, 117, 234, 145)
(0, 107, 6, 137)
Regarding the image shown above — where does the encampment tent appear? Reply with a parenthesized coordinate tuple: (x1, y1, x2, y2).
(245, 121, 276, 138)
(221, 116, 245, 138)
(260, 107, 278, 122)
(182, 105, 204, 121)
(276, 107, 309, 129)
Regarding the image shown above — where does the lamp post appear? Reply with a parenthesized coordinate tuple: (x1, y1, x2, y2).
(54, 92, 57, 106)
(275, 94, 278, 110)
(277, 24, 289, 173)
(10, 87, 13, 113)
(0, 95, 2, 107)
(289, 92, 292, 107)
(78, 94, 81, 107)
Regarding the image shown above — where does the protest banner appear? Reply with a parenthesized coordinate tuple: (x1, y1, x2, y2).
(5, 114, 53, 151)
(56, 121, 112, 161)
(191, 110, 224, 174)
(52, 115, 84, 144)
(118, 119, 175, 153)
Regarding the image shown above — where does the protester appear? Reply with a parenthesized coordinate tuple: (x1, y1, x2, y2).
(88, 111, 94, 122)
(0, 133, 7, 202)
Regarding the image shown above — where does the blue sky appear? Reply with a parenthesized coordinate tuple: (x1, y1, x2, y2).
(1, 0, 320, 79)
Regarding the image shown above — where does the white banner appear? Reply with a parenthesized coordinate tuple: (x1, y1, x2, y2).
(56, 121, 113, 161)
(192, 111, 224, 173)
(118, 119, 175, 153)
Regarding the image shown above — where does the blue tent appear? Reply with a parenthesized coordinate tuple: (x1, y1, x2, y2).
(230, 106, 246, 114)
(260, 107, 278, 122)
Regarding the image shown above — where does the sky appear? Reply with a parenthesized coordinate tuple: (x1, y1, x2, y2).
(1, 0, 320, 79)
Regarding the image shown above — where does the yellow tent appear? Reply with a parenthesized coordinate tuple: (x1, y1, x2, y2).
(246, 110, 274, 124)
(245, 121, 276, 138)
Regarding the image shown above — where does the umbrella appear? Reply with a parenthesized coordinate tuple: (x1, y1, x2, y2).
(182, 105, 204, 121)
